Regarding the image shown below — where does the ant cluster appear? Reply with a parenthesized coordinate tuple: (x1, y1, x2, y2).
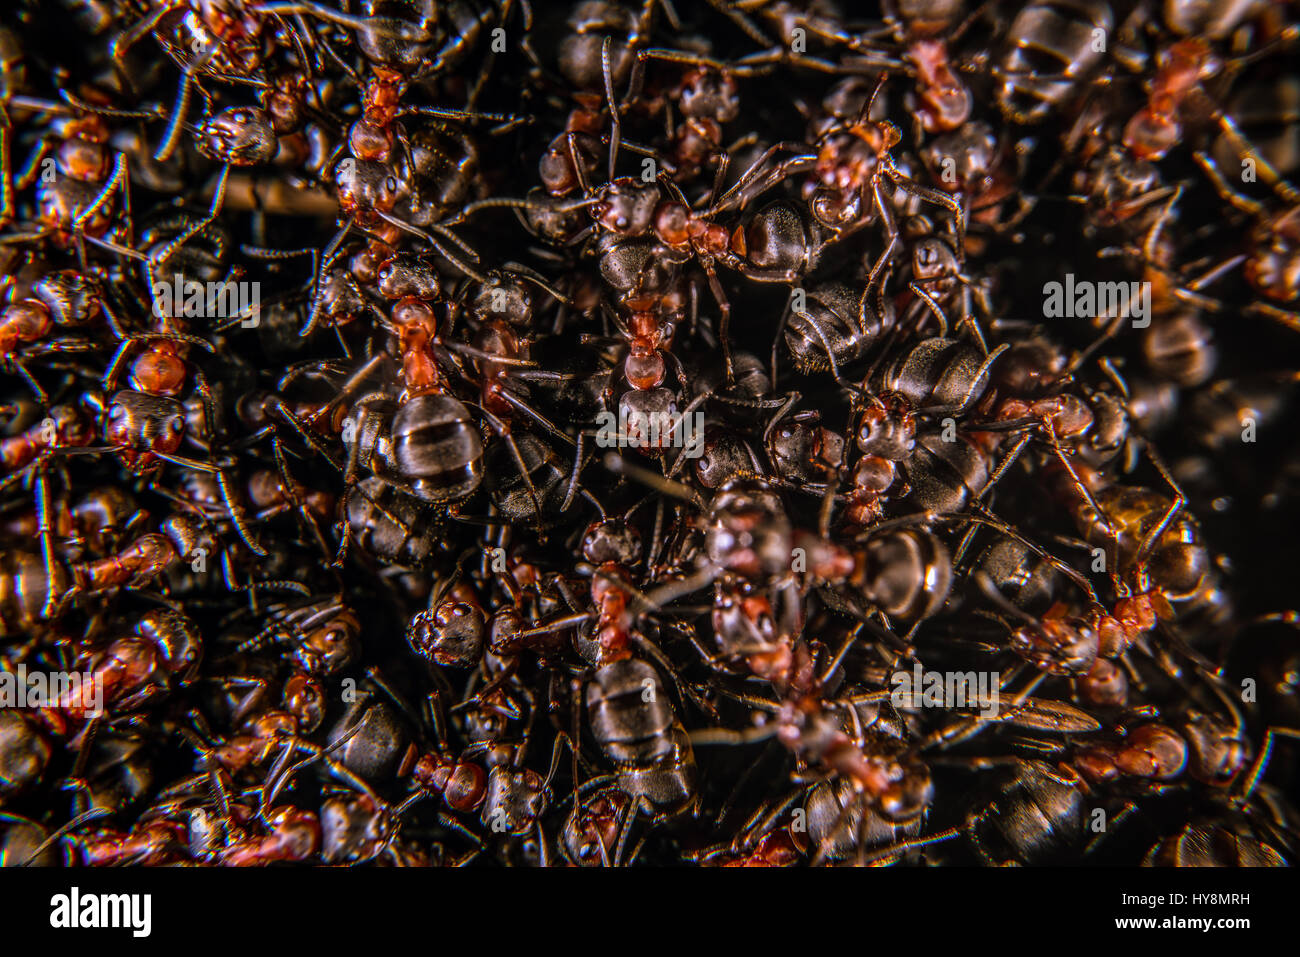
(1, 0, 1299, 867)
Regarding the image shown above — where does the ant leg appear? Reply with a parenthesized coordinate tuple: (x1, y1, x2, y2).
(66, 711, 103, 795)
(662, 345, 692, 394)
(707, 143, 817, 215)
(632, 631, 720, 721)
(703, 259, 735, 383)
(646, 493, 666, 572)
(817, 623, 863, 687)
(974, 430, 1031, 505)
(728, 775, 800, 854)
(20, 807, 115, 867)
(71, 153, 129, 266)
(1215, 115, 1300, 205)
(941, 342, 1008, 415)
(566, 132, 592, 196)
(1141, 184, 1182, 263)
(867, 177, 901, 292)
(1131, 443, 1186, 585)
(271, 437, 333, 560)
(152, 162, 232, 267)
(1193, 151, 1267, 216)
(373, 210, 487, 283)
(942, 276, 980, 349)
(561, 431, 587, 512)
(859, 826, 961, 865)
(1083, 801, 1137, 857)
(886, 166, 966, 260)
(1185, 254, 1248, 297)
(1044, 430, 1118, 575)
(259, 739, 302, 817)
(921, 667, 1049, 750)
(1233, 728, 1300, 807)
(1246, 300, 1300, 335)
(962, 805, 1009, 866)
(760, 390, 801, 448)
(488, 388, 575, 448)
(611, 794, 653, 867)
(603, 451, 704, 507)
(300, 354, 388, 426)
(0, 104, 12, 229)
(702, 0, 774, 46)
(688, 724, 780, 746)
(110, 3, 176, 93)
(9, 360, 49, 404)
(679, 623, 727, 670)
(482, 415, 544, 520)
(300, 217, 353, 336)
(192, 366, 267, 556)
(909, 281, 950, 337)
(397, 105, 530, 129)
(602, 37, 621, 179)
(604, 798, 644, 867)
(154, 69, 196, 162)
(264, 398, 346, 471)
(35, 467, 63, 619)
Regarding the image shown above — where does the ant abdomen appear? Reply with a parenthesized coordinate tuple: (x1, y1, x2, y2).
(389, 393, 484, 504)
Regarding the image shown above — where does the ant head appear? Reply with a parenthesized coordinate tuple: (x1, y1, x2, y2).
(334, 158, 400, 218)
(911, 233, 962, 284)
(1114, 724, 1189, 780)
(197, 106, 277, 167)
(877, 753, 934, 824)
(135, 607, 203, 686)
(694, 428, 756, 490)
(32, 270, 102, 327)
(563, 786, 631, 867)
(471, 272, 534, 328)
(591, 178, 659, 236)
(1180, 711, 1248, 786)
(677, 68, 740, 124)
(376, 253, 440, 301)
(581, 518, 642, 566)
(295, 608, 361, 675)
(53, 113, 109, 145)
(262, 82, 306, 135)
(281, 671, 326, 733)
(855, 394, 916, 459)
(160, 511, 212, 561)
(407, 599, 486, 668)
(592, 178, 660, 235)
(1010, 615, 1099, 677)
(874, 119, 902, 153)
(540, 131, 601, 196)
